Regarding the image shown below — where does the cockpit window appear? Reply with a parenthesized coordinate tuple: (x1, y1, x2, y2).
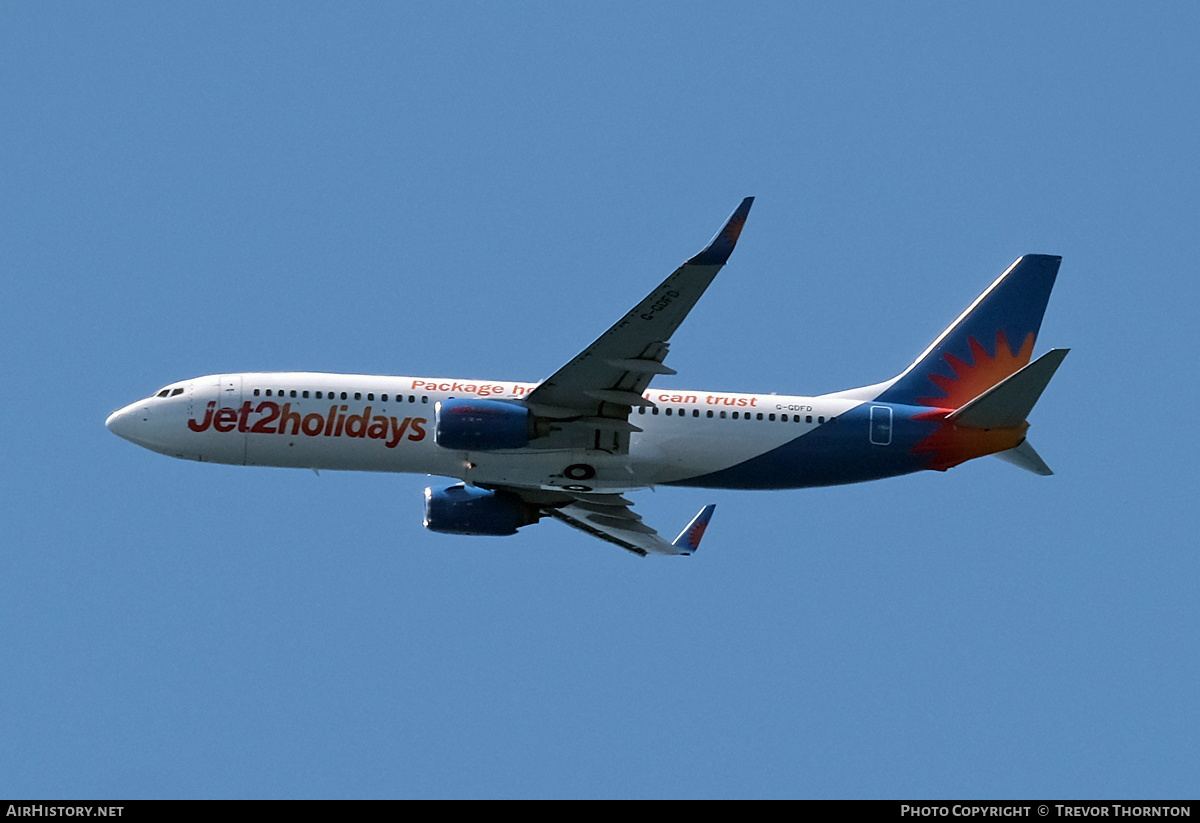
(170, 387, 184, 396)
(156, 389, 170, 397)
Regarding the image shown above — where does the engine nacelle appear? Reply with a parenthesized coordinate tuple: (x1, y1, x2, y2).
(423, 483, 540, 536)
(434, 398, 531, 451)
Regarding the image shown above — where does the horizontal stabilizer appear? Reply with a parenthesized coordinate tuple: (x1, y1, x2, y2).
(993, 440, 1054, 476)
(949, 348, 1069, 429)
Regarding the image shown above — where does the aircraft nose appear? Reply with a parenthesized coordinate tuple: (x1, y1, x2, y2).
(105, 403, 141, 442)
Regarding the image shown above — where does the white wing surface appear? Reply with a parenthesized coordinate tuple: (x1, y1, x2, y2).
(541, 492, 717, 557)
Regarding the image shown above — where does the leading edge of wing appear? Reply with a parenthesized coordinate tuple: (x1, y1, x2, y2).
(524, 198, 754, 419)
(543, 494, 717, 557)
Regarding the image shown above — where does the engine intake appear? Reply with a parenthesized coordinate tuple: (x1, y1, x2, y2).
(423, 484, 540, 536)
(434, 398, 531, 451)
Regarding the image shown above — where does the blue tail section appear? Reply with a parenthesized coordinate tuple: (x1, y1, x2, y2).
(874, 255, 1061, 409)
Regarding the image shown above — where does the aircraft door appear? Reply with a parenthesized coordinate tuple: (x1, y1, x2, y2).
(869, 405, 893, 446)
(219, 374, 242, 404)
(217, 374, 246, 465)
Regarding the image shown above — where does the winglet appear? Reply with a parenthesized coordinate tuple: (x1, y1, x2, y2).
(671, 504, 716, 554)
(688, 197, 754, 266)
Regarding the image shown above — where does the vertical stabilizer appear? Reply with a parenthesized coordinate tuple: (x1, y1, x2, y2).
(874, 255, 1061, 409)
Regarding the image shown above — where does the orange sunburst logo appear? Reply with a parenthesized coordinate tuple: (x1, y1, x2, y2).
(916, 329, 1035, 409)
(911, 329, 1034, 471)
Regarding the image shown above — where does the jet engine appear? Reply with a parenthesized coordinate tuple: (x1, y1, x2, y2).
(422, 483, 540, 536)
(434, 398, 531, 451)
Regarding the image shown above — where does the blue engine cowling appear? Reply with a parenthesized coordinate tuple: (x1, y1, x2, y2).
(434, 398, 531, 451)
(423, 483, 540, 536)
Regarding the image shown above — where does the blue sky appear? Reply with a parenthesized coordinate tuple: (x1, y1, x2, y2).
(3, 2, 1197, 798)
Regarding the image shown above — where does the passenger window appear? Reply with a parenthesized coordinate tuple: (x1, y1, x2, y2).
(720, 411, 727, 419)
(806, 415, 813, 423)
(652, 407, 659, 415)
(706, 410, 713, 418)
(341, 392, 348, 400)
(266, 389, 273, 397)
(818, 416, 825, 423)
(756, 413, 763, 421)
(769, 414, 775, 421)
(290, 390, 297, 398)
(732, 412, 739, 419)
(381, 394, 388, 402)
(253, 389, 261, 397)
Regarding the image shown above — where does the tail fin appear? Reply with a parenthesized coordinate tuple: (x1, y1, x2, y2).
(874, 255, 1061, 409)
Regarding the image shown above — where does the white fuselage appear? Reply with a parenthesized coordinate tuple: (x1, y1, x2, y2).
(106, 372, 861, 494)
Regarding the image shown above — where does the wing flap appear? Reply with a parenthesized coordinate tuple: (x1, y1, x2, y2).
(584, 389, 657, 407)
(605, 358, 678, 376)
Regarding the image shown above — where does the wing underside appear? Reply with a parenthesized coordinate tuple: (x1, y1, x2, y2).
(511, 489, 715, 556)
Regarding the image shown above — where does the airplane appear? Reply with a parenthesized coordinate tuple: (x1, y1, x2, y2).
(106, 198, 1068, 556)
